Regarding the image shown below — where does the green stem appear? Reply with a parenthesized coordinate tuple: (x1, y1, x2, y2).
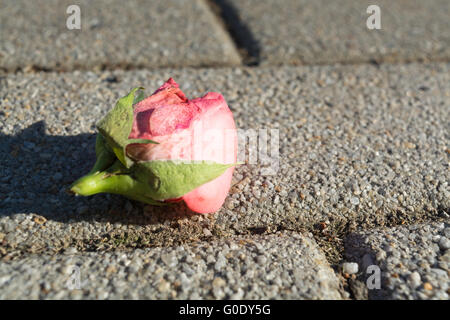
(70, 160, 164, 206)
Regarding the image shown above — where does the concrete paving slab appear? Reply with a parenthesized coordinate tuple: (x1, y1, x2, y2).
(0, 64, 449, 258)
(344, 222, 449, 300)
(219, 0, 450, 65)
(0, 0, 241, 71)
(0, 232, 343, 299)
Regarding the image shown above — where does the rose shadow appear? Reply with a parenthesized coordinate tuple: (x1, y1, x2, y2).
(0, 121, 198, 226)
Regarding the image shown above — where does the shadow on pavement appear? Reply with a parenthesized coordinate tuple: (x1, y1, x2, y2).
(344, 232, 388, 300)
(210, 0, 261, 66)
(0, 121, 196, 225)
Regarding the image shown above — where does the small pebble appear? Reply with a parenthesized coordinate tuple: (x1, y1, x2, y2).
(407, 272, 421, 288)
(342, 262, 359, 274)
(256, 255, 267, 265)
(212, 277, 226, 288)
(350, 197, 360, 205)
(438, 237, 450, 250)
(230, 288, 244, 300)
(158, 279, 170, 293)
(423, 282, 433, 291)
(64, 247, 78, 255)
(203, 228, 212, 237)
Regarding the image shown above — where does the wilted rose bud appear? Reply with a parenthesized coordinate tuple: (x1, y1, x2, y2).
(70, 78, 238, 214)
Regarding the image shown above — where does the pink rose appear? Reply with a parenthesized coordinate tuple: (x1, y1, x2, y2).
(128, 78, 237, 213)
(71, 78, 238, 214)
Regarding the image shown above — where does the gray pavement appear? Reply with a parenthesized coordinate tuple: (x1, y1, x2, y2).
(0, 0, 241, 71)
(222, 0, 450, 65)
(344, 222, 449, 300)
(1, 65, 449, 257)
(0, 232, 343, 299)
(1, 64, 449, 301)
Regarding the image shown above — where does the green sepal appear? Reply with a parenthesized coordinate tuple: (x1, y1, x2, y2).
(96, 87, 144, 168)
(128, 139, 159, 145)
(133, 88, 146, 105)
(132, 160, 237, 201)
(87, 133, 116, 174)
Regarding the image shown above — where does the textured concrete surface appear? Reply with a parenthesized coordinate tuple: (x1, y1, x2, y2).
(345, 222, 449, 300)
(220, 0, 450, 65)
(1, 64, 449, 262)
(0, 0, 241, 71)
(0, 232, 343, 299)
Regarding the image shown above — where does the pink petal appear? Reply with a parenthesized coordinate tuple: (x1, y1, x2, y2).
(182, 167, 234, 214)
(129, 78, 187, 140)
(182, 93, 237, 213)
(149, 102, 199, 136)
(126, 79, 238, 214)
